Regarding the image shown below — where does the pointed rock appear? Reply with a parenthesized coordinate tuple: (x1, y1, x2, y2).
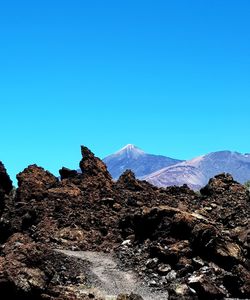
(116, 170, 144, 191)
(0, 162, 13, 195)
(79, 146, 112, 181)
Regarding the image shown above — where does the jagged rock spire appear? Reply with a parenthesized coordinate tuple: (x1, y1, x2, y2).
(0, 162, 13, 195)
(79, 146, 112, 181)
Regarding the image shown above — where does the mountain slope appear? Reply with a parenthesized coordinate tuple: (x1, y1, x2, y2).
(144, 151, 250, 190)
(103, 144, 183, 179)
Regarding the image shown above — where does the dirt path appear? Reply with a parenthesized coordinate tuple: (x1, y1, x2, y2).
(56, 250, 168, 300)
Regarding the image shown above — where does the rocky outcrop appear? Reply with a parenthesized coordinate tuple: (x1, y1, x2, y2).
(80, 146, 112, 183)
(0, 162, 13, 196)
(0, 232, 110, 300)
(0, 162, 13, 213)
(0, 147, 249, 299)
(200, 173, 246, 195)
(118, 173, 250, 299)
(0, 233, 48, 299)
(59, 167, 78, 180)
(116, 170, 145, 191)
(16, 165, 58, 202)
(199, 173, 250, 229)
(0, 162, 13, 241)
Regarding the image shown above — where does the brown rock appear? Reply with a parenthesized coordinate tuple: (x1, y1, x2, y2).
(0, 146, 249, 299)
(0, 233, 48, 299)
(215, 241, 243, 267)
(48, 182, 81, 198)
(191, 223, 218, 254)
(16, 164, 58, 201)
(116, 170, 144, 191)
(80, 146, 112, 181)
(200, 173, 237, 196)
(188, 274, 226, 299)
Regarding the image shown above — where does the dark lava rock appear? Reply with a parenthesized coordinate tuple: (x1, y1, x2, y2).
(0, 233, 48, 299)
(59, 167, 78, 180)
(188, 274, 226, 299)
(16, 164, 58, 202)
(0, 232, 102, 300)
(117, 293, 144, 300)
(80, 146, 112, 182)
(201, 173, 239, 196)
(116, 170, 144, 191)
(0, 161, 13, 196)
(0, 146, 249, 299)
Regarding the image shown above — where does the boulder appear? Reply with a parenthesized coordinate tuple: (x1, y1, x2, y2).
(0, 233, 48, 299)
(200, 173, 239, 196)
(16, 165, 58, 202)
(80, 146, 112, 181)
(188, 274, 226, 299)
(59, 167, 78, 180)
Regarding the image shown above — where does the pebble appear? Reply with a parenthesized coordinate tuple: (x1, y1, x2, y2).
(158, 263, 172, 275)
(146, 257, 158, 269)
(166, 270, 177, 281)
(148, 280, 157, 287)
(121, 240, 131, 246)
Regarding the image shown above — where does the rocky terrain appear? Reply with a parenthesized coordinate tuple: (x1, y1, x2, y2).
(0, 147, 249, 299)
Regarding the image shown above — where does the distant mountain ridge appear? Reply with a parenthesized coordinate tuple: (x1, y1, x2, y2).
(103, 145, 250, 190)
(144, 150, 250, 190)
(103, 144, 182, 179)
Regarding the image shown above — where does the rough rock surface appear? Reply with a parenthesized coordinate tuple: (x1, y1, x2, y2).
(16, 164, 58, 202)
(0, 162, 13, 196)
(0, 162, 14, 242)
(0, 146, 249, 299)
(80, 146, 113, 187)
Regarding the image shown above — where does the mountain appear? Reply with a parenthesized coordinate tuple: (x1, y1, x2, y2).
(103, 144, 183, 179)
(144, 150, 250, 190)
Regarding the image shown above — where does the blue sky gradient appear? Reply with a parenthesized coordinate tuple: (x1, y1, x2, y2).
(0, 0, 250, 182)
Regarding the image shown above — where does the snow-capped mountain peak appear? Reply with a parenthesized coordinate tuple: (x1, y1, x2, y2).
(115, 144, 145, 158)
(103, 145, 182, 179)
(101, 146, 250, 190)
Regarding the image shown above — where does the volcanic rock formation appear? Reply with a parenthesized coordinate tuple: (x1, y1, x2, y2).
(0, 147, 249, 299)
(0, 162, 13, 205)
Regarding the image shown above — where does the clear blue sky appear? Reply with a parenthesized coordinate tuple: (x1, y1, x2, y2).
(0, 0, 249, 182)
